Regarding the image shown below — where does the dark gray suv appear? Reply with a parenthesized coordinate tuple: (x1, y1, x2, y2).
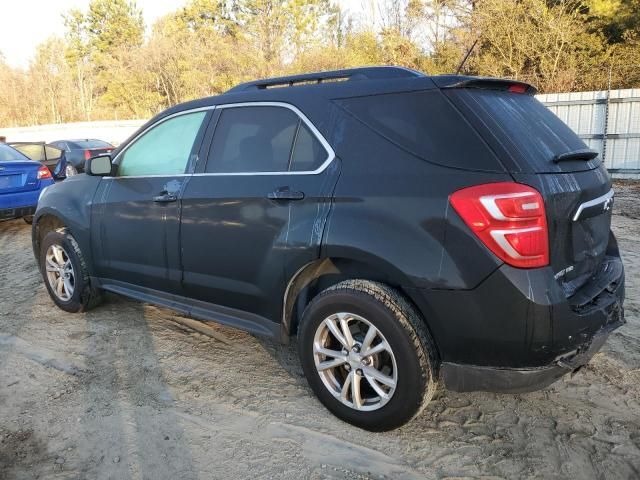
(33, 67, 625, 430)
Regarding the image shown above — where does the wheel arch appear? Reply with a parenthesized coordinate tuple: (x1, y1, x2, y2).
(280, 256, 442, 360)
(32, 208, 93, 276)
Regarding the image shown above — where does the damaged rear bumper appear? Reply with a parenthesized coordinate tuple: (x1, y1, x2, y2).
(411, 245, 626, 394)
(441, 316, 623, 393)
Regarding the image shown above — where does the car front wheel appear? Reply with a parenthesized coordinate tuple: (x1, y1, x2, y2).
(298, 280, 438, 431)
(39, 229, 102, 312)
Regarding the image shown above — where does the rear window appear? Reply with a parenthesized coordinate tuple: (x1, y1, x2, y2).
(449, 89, 599, 173)
(0, 144, 30, 162)
(72, 140, 112, 149)
(336, 90, 502, 171)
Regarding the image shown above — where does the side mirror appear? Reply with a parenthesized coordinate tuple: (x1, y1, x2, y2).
(86, 154, 113, 176)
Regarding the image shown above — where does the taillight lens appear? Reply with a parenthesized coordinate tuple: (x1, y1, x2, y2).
(37, 166, 52, 180)
(450, 182, 549, 268)
(84, 149, 92, 160)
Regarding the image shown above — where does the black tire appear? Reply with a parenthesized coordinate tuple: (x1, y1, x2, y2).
(39, 229, 103, 313)
(298, 280, 438, 431)
(23, 215, 33, 224)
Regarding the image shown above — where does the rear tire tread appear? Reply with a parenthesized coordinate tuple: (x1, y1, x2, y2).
(301, 279, 439, 429)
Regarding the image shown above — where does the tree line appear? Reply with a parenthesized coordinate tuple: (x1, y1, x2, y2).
(1, 0, 638, 127)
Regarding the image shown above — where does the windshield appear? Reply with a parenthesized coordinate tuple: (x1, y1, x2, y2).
(0, 143, 31, 162)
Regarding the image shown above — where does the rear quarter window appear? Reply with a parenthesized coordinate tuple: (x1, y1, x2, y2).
(335, 90, 503, 171)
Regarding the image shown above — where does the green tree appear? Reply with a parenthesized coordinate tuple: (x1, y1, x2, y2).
(86, 0, 144, 55)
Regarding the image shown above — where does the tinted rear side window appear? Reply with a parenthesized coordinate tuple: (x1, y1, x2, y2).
(449, 90, 599, 173)
(207, 106, 298, 173)
(336, 90, 502, 171)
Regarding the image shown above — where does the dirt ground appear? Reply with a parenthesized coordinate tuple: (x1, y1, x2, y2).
(1, 181, 639, 480)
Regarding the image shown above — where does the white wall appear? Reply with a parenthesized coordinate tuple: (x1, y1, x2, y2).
(0, 119, 147, 146)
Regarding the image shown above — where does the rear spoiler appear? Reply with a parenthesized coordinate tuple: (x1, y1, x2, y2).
(433, 75, 537, 95)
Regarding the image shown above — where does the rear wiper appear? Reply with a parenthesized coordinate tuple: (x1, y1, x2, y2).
(552, 149, 599, 163)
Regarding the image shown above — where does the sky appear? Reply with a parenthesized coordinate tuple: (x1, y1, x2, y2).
(0, 0, 363, 69)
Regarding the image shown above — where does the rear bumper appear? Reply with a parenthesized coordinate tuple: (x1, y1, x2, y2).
(0, 205, 36, 221)
(0, 182, 52, 221)
(408, 246, 625, 393)
(441, 317, 623, 393)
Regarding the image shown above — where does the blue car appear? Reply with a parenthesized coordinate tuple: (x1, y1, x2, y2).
(0, 143, 54, 223)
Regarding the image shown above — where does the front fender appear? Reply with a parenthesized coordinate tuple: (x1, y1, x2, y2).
(33, 175, 102, 273)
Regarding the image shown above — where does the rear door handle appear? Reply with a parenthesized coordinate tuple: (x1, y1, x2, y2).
(267, 188, 305, 201)
(153, 192, 178, 203)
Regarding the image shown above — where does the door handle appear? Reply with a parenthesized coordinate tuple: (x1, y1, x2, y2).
(267, 188, 305, 201)
(153, 192, 178, 203)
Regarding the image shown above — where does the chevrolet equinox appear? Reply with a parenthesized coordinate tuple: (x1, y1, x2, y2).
(33, 67, 625, 431)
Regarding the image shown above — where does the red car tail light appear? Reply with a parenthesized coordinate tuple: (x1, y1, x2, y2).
(450, 182, 549, 268)
(37, 165, 52, 180)
(84, 149, 92, 160)
(508, 84, 528, 94)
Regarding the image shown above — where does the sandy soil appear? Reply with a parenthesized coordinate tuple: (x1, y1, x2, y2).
(1, 181, 639, 480)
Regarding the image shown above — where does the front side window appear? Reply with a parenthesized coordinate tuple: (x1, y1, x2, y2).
(206, 105, 329, 173)
(118, 111, 207, 177)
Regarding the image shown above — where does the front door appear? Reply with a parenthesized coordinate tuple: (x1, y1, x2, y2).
(180, 103, 339, 323)
(91, 109, 211, 293)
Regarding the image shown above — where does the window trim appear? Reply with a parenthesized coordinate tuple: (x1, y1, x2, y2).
(199, 102, 335, 176)
(108, 102, 335, 179)
(109, 106, 215, 178)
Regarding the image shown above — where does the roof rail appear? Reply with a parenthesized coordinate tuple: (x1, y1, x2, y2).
(225, 66, 424, 93)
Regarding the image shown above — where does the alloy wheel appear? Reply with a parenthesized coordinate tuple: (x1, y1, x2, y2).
(313, 312, 398, 411)
(45, 244, 75, 302)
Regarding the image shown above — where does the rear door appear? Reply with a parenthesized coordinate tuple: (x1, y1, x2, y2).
(447, 88, 613, 294)
(180, 103, 339, 324)
(91, 109, 211, 293)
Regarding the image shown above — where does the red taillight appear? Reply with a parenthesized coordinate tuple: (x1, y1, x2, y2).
(84, 149, 92, 160)
(37, 166, 52, 180)
(450, 182, 549, 268)
(508, 84, 527, 94)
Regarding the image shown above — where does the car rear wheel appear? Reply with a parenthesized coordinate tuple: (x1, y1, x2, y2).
(298, 280, 438, 431)
(40, 229, 102, 312)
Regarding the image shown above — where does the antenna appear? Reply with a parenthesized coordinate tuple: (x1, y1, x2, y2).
(456, 37, 480, 75)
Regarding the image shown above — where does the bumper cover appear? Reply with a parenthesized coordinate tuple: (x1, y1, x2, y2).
(442, 312, 624, 393)
(1, 205, 36, 221)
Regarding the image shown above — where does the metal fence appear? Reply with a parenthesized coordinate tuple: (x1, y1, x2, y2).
(537, 89, 640, 178)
